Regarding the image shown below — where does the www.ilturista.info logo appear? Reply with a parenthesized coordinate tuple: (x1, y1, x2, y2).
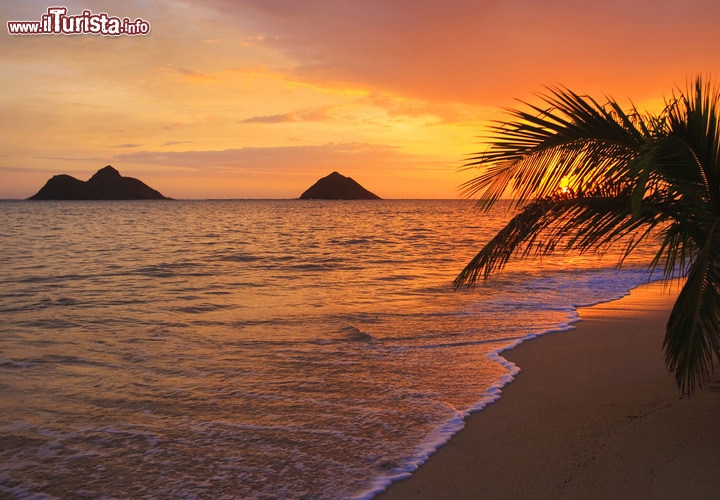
(8, 6, 150, 36)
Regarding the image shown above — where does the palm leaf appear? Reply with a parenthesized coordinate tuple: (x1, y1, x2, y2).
(457, 76, 720, 393)
(455, 192, 661, 288)
(460, 87, 650, 211)
(665, 219, 720, 393)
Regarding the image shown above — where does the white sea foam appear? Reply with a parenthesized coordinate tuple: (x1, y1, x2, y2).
(359, 276, 665, 498)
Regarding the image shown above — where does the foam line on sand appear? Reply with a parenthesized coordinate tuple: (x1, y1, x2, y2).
(376, 280, 720, 499)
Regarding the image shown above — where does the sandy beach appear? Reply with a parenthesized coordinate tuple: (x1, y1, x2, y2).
(377, 280, 720, 499)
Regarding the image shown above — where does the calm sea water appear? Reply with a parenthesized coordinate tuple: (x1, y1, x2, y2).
(0, 200, 659, 499)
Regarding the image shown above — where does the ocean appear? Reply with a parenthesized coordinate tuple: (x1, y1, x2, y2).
(0, 199, 660, 499)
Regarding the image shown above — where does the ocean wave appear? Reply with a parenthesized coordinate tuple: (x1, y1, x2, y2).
(339, 325, 376, 342)
(172, 302, 234, 314)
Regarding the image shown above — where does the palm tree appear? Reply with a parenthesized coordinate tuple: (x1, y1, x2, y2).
(455, 76, 720, 394)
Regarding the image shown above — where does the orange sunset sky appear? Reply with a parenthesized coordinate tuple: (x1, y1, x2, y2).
(2, 0, 719, 199)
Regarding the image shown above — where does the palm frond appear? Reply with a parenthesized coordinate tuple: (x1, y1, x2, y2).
(458, 76, 720, 393)
(454, 198, 553, 287)
(664, 219, 720, 393)
(454, 192, 661, 288)
(460, 87, 650, 211)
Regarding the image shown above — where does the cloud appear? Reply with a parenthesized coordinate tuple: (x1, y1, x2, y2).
(358, 92, 483, 124)
(178, 67, 219, 81)
(240, 35, 275, 47)
(0, 165, 67, 174)
(111, 143, 143, 149)
(241, 107, 333, 124)
(242, 114, 296, 124)
(200, 0, 720, 104)
(161, 140, 194, 147)
(35, 155, 108, 163)
(110, 142, 458, 198)
(113, 142, 424, 174)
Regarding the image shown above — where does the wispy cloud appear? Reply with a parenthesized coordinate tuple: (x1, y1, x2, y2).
(110, 142, 456, 198)
(239, 35, 274, 47)
(242, 107, 333, 124)
(35, 156, 108, 163)
(242, 114, 296, 124)
(114, 142, 417, 173)
(178, 67, 219, 81)
(110, 143, 143, 149)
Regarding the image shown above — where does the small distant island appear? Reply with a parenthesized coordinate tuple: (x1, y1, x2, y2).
(28, 166, 169, 200)
(299, 172, 380, 200)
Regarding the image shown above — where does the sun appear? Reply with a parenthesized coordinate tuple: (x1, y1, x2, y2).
(558, 176, 572, 195)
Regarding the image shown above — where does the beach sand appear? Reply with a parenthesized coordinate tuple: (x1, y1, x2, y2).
(376, 280, 720, 499)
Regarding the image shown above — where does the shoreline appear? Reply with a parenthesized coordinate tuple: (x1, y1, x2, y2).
(375, 280, 720, 499)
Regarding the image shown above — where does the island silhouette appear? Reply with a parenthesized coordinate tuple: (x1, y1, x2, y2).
(28, 166, 169, 200)
(299, 172, 380, 200)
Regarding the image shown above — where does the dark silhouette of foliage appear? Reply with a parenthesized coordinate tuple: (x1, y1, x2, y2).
(456, 76, 720, 394)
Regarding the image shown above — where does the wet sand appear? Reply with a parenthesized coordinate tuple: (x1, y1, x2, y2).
(377, 280, 720, 499)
